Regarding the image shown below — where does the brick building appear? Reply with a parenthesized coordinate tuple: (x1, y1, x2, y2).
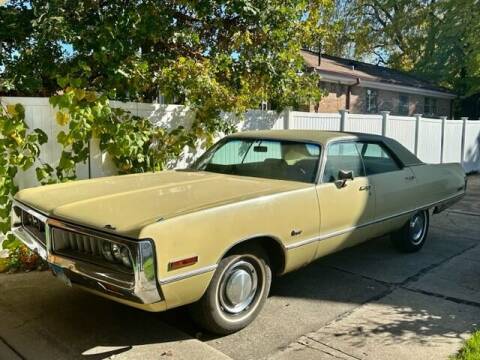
(301, 50, 456, 118)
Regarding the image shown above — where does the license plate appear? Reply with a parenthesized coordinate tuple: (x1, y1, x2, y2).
(49, 264, 72, 287)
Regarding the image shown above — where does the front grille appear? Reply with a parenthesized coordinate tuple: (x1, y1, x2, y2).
(51, 226, 134, 274)
(21, 210, 47, 245)
(52, 227, 103, 256)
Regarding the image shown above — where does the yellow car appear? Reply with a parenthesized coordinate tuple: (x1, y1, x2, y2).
(12, 130, 466, 334)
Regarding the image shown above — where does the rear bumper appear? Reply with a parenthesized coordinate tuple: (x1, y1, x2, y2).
(12, 201, 163, 307)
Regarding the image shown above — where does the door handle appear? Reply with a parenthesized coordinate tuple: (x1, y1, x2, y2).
(359, 185, 371, 191)
(405, 175, 415, 181)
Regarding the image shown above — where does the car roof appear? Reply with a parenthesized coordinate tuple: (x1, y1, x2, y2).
(228, 130, 382, 145)
(226, 130, 423, 166)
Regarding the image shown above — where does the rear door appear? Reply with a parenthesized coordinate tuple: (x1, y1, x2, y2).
(357, 141, 416, 223)
(315, 141, 375, 257)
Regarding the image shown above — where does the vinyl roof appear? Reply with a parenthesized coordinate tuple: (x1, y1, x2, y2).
(227, 130, 423, 166)
(228, 129, 373, 144)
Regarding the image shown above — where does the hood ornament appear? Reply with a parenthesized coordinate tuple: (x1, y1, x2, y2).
(104, 224, 116, 230)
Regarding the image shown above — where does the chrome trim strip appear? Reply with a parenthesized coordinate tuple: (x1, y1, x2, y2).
(12, 200, 49, 221)
(12, 226, 48, 260)
(158, 264, 218, 285)
(285, 192, 465, 250)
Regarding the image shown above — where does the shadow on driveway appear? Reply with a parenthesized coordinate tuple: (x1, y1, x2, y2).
(1, 176, 479, 360)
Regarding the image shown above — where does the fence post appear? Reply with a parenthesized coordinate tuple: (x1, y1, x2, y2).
(440, 116, 447, 163)
(284, 108, 292, 129)
(380, 111, 390, 136)
(461, 117, 469, 165)
(414, 114, 422, 156)
(339, 109, 349, 131)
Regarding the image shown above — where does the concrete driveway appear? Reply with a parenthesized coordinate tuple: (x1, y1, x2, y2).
(1, 175, 479, 360)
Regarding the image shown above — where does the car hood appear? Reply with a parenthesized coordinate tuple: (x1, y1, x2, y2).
(15, 170, 308, 237)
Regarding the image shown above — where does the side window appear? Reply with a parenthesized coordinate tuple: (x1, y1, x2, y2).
(323, 142, 365, 183)
(357, 142, 401, 175)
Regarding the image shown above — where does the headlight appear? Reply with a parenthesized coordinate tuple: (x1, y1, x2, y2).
(103, 241, 132, 269)
(120, 247, 132, 268)
(102, 242, 115, 262)
(111, 243, 123, 262)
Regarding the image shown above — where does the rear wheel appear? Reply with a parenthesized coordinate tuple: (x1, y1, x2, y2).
(391, 209, 429, 253)
(190, 246, 271, 335)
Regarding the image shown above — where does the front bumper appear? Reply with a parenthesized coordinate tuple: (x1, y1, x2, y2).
(12, 201, 163, 305)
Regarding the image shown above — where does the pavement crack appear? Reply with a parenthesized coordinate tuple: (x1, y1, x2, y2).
(327, 240, 480, 291)
(446, 209, 480, 217)
(401, 286, 480, 309)
(303, 336, 362, 360)
(297, 340, 345, 359)
(0, 336, 25, 360)
(398, 242, 480, 287)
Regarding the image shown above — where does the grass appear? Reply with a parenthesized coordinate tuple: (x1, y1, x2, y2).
(452, 331, 480, 360)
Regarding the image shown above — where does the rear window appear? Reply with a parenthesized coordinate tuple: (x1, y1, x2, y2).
(357, 142, 401, 175)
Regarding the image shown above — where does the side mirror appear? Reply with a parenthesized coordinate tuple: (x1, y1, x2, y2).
(335, 170, 354, 188)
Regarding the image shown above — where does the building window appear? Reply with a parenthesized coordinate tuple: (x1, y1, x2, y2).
(398, 94, 409, 115)
(424, 97, 437, 116)
(366, 88, 378, 113)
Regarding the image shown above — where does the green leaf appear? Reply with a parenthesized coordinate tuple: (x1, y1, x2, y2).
(34, 129, 48, 145)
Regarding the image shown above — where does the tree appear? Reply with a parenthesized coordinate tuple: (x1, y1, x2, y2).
(333, 0, 480, 97)
(1, 0, 332, 130)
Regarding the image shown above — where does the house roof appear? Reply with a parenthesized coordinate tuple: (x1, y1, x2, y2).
(301, 49, 455, 99)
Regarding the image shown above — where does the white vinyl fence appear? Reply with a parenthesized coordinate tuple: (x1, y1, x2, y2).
(1, 97, 480, 190)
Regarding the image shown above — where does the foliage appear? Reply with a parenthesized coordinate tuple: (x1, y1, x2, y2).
(451, 331, 480, 360)
(0, 103, 47, 232)
(0, 103, 48, 272)
(331, 0, 480, 97)
(0, 234, 45, 272)
(1, 0, 329, 132)
(43, 86, 196, 182)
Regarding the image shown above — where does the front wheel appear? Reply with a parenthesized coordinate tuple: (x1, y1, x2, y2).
(190, 246, 271, 335)
(391, 209, 429, 253)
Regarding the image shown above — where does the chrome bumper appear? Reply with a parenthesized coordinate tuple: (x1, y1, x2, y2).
(12, 201, 162, 305)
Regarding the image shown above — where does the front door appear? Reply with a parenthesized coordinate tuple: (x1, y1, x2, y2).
(315, 141, 375, 258)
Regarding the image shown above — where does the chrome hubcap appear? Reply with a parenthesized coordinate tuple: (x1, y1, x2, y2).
(219, 261, 258, 314)
(410, 212, 426, 244)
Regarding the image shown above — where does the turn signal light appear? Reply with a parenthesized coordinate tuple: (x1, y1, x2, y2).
(168, 256, 198, 271)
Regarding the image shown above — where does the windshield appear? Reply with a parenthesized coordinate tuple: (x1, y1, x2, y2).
(191, 138, 321, 183)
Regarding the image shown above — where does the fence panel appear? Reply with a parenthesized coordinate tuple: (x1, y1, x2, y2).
(345, 114, 383, 135)
(463, 121, 480, 173)
(387, 116, 416, 153)
(289, 111, 340, 130)
(237, 110, 285, 131)
(3, 96, 480, 192)
(417, 118, 443, 163)
(2, 97, 90, 189)
(443, 120, 463, 163)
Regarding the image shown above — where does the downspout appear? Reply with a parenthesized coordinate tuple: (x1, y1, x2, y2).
(346, 78, 360, 110)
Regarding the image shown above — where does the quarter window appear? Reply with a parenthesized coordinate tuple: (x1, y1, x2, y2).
(357, 142, 401, 175)
(366, 88, 378, 113)
(323, 142, 365, 183)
